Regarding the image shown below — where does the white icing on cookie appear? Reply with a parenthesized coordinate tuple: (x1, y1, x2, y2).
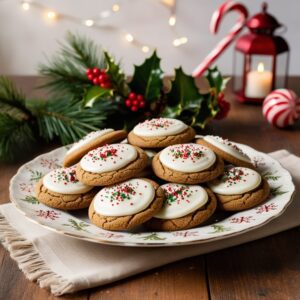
(159, 143, 216, 173)
(67, 129, 114, 155)
(208, 166, 261, 195)
(80, 144, 137, 173)
(203, 135, 251, 163)
(43, 166, 93, 194)
(155, 184, 208, 219)
(133, 118, 188, 137)
(93, 178, 155, 216)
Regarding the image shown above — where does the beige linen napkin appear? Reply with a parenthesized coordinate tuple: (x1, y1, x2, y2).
(0, 150, 299, 296)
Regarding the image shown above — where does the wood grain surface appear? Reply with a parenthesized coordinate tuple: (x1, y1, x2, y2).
(0, 76, 299, 300)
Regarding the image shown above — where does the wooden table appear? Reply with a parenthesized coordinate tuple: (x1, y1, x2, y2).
(1, 77, 300, 300)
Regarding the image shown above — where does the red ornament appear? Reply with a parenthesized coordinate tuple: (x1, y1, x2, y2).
(86, 67, 112, 89)
(262, 89, 300, 128)
(124, 92, 145, 112)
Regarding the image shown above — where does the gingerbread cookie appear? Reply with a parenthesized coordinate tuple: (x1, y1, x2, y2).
(88, 178, 165, 231)
(76, 143, 148, 186)
(152, 143, 224, 184)
(35, 166, 96, 210)
(63, 129, 127, 167)
(196, 136, 253, 169)
(147, 183, 217, 231)
(128, 118, 195, 148)
(208, 166, 270, 211)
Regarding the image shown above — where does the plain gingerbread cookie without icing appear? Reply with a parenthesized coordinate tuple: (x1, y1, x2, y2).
(208, 166, 270, 211)
(196, 136, 254, 169)
(147, 184, 217, 231)
(63, 129, 127, 167)
(152, 143, 224, 184)
(128, 118, 196, 148)
(35, 166, 97, 210)
(88, 178, 165, 231)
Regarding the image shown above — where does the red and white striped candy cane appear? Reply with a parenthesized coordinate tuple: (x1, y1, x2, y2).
(262, 89, 300, 128)
(192, 1, 248, 78)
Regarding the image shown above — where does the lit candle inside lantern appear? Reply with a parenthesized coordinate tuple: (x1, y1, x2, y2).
(245, 63, 273, 98)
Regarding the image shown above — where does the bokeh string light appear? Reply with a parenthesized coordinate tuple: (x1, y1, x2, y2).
(20, 0, 188, 52)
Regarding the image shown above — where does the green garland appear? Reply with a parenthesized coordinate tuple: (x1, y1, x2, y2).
(0, 32, 229, 162)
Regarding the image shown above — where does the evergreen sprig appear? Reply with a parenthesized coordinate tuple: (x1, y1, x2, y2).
(38, 32, 105, 98)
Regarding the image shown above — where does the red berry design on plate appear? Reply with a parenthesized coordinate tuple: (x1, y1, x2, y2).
(215, 92, 231, 120)
(86, 67, 112, 89)
(124, 92, 145, 112)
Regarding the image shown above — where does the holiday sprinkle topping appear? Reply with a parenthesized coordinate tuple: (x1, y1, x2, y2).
(169, 144, 205, 162)
(50, 166, 78, 185)
(222, 167, 249, 187)
(88, 144, 119, 162)
(162, 184, 195, 206)
(102, 181, 143, 206)
(139, 118, 174, 130)
(214, 136, 248, 157)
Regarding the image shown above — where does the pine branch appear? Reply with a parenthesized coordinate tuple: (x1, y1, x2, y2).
(38, 33, 105, 97)
(0, 113, 36, 161)
(0, 76, 32, 120)
(33, 98, 116, 145)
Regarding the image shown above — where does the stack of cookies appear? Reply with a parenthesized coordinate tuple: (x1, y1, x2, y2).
(35, 118, 270, 232)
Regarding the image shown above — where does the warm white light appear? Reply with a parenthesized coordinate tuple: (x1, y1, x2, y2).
(112, 4, 120, 12)
(173, 36, 188, 47)
(169, 15, 176, 26)
(100, 10, 111, 18)
(84, 19, 94, 27)
(46, 10, 58, 20)
(142, 46, 150, 53)
(125, 33, 134, 42)
(21, 2, 30, 11)
(258, 62, 265, 73)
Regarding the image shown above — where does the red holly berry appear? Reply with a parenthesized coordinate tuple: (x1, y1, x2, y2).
(131, 105, 138, 112)
(87, 74, 94, 81)
(125, 100, 131, 107)
(93, 67, 100, 75)
(139, 101, 145, 108)
(215, 93, 230, 120)
(100, 82, 111, 89)
(132, 100, 138, 106)
(86, 68, 93, 76)
(93, 78, 99, 85)
(137, 94, 143, 102)
(129, 92, 136, 100)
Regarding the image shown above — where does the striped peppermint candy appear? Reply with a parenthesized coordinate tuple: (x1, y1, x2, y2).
(262, 89, 300, 128)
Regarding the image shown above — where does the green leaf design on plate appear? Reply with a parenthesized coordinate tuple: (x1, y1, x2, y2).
(270, 186, 287, 196)
(209, 224, 231, 234)
(262, 171, 280, 181)
(139, 233, 166, 240)
(129, 50, 163, 101)
(29, 169, 43, 182)
(21, 195, 39, 204)
(82, 86, 113, 108)
(63, 218, 90, 231)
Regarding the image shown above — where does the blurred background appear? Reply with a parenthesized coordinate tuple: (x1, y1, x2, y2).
(0, 0, 299, 75)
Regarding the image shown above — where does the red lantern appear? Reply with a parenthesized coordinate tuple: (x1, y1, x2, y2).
(233, 3, 289, 103)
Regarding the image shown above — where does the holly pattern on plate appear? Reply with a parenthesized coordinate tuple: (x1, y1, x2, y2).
(262, 171, 280, 181)
(40, 158, 61, 170)
(209, 224, 231, 234)
(172, 231, 199, 237)
(27, 169, 43, 182)
(230, 216, 253, 224)
(139, 233, 166, 241)
(21, 195, 39, 204)
(36, 210, 60, 220)
(256, 203, 278, 214)
(270, 186, 287, 196)
(63, 218, 90, 232)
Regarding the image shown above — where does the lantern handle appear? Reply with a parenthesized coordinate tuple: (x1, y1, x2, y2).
(193, 1, 248, 78)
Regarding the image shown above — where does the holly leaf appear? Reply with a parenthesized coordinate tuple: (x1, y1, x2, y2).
(129, 50, 163, 101)
(206, 66, 230, 94)
(82, 86, 113, 108)
(166, 67, 203, 108)
(163, 67, 221, 128)
(104, 51, 129, 96)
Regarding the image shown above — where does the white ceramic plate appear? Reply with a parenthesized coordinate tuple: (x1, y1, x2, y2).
(9, 141, 295, 247)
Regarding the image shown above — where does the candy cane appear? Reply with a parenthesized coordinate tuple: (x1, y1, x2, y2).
(192, 1, 248, 78)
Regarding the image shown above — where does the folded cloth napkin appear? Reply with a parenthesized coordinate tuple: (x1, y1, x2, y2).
(0, 150, 299, 296)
